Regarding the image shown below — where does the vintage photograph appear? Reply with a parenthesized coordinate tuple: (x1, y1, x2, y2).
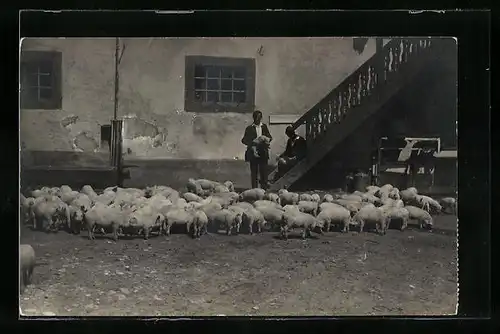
(19, 37, 458, 316)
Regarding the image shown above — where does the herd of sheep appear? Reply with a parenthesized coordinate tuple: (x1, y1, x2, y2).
(19, 179, 457, 294)
(19, 179, 457, 242)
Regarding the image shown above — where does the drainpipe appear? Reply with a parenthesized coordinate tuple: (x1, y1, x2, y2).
(113, 37, 119, 120)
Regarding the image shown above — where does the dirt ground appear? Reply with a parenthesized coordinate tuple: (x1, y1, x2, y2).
(19, 214, 458, 317)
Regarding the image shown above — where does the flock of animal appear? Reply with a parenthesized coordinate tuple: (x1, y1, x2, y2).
(19, 179, 457, 293)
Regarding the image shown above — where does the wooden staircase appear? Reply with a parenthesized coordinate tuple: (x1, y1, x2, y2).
(268, 38, 446, 191)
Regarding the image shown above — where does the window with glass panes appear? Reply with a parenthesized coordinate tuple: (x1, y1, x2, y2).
(20, 51, 62, 110)
(194, 65, 247, 104)
(185, 56, 255, 113)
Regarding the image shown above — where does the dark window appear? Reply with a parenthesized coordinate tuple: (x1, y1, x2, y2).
(20, 51, 62, 110)
(185, 56, 256, 113)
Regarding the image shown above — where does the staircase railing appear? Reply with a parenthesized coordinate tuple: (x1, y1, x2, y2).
(269, 38, 436, 181)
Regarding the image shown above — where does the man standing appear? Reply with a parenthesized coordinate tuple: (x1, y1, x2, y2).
(274, 126, 307, 180)
(241, 110, 273, 189)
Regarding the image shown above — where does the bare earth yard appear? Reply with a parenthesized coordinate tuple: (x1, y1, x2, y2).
(19, 215, 458, 317)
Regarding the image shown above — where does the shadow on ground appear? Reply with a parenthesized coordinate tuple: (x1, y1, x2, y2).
(19, 215, 458, 316)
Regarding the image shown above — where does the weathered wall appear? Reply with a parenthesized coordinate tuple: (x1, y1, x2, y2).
(20, 38, 116, 154)
(20, 37, 379, 163)
(117, 37, 379, 161)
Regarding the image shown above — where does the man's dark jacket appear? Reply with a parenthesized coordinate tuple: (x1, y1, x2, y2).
(241, 123, 272, 162)
(283, 135, 307, 159)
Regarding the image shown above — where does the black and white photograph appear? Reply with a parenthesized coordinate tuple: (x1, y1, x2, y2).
(19, 35, 458, 316)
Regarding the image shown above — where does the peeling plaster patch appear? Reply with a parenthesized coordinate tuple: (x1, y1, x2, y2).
(122, 117, 168, 155)
(123, 117, 160, 139)
(73, 132, 98, 152)
(60, 115, 79, 128)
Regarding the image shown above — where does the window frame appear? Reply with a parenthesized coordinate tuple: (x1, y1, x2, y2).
(184, 55, 256, 113)
(20, 51, 62, 110)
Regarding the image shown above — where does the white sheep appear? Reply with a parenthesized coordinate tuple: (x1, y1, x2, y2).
(405, 205, 434, 229)
(32, 200, 70, 232)
(229, 205, 265, 234)
(126, 210, 164, 240)
(316, 206, 351, 233)
(224, 181, 235, 192)
(333, 199, 363, 216)
(360, 192, 382, 205)
(352, 206, 389, 235)
(207, 194, 235, 209)
(311, 193, 321, 203)
(340, 194, 363, 202)
(283, 204, 301, 213)
(299, 193, 314, 202)
(281, 211, 322, 240)
(198, 202, 223, 231)
(322, 194, 334, 203)
(439, 197, 457, 215)
(297, 200, 319, 216)
(94, 193, 115, 206)
(378, 205, 409, 231)
(239, 188, 266, 203)
(254, 205, 284, 231)
(186, 179, 204, 196)
(416, 195, 442, 214)
(233, 201, 255, 211)
(31, 189, 50, 198)
(253, 200, 283, 210)
(278, 189, 299, 205)
(162, 207, 197, 237)
(366, 185, 380, 195)
(211, 209, 243, 236)
(213, 191, 239, 205)
(20, 244, 35, 294)
(84, 205, 127, 241)
(214, 184, 230, 193)
(60, 185, 72, 194)
(264, 192, 281, 205)
(183, 192, 203, 203)
(319, 202, 345, 213)
(68, 204, 85, 234)
(388, 187, 401, 200)
(81, 185, 97, 198)
(376, 184, 394, 200)
(20, 196, 35, 225)
(60, 191, 80, 205)
(400, 188, 418, 204)
(190, 208, 209, 238)
(242, 208, 266, 234)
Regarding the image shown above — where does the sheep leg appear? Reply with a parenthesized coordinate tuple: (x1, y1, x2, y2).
(186, 222, 192, 236)
(301, 228, 307, 240)
(343, 219, 349, 233)
(249, 221, 253, 235)
(112, 224, 119, 241)
(325, 221, 331, 233)
(359, 220, 364, 233)
(165, 223, 172, 237)
(26, 265, 34, 285)
(144, 227, 150, 240)
(87, 222, 94, 240)
(280, 226, 288, 240)
(226, 224, 232, 236)
(401, 218, 407, 231)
